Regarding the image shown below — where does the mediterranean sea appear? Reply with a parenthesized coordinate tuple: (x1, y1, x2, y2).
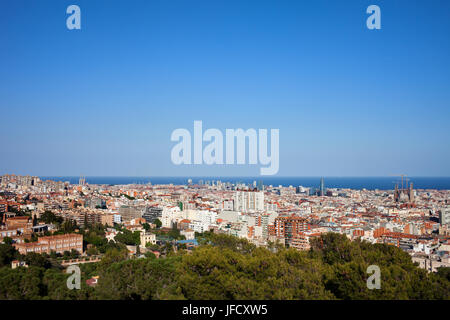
(39, 176, 450, 190)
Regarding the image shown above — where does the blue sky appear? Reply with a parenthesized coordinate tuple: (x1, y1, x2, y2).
(0, 0, 449, 177)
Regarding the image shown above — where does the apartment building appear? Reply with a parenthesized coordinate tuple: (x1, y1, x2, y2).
(273, 216, 310, 247)
(233, 190, 264, 212)
(289, 233, 311, 251)
(119, 205, 143, 223)
(0, 216, 33, 243)
(439, 207, 450, 226)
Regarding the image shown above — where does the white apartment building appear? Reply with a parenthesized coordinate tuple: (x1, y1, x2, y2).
(189, 220, 206, 233)
(186, 210, 218, 233)
(440, 207, 450, 226)
(222, 200, 234, 211)
(161, 206, 182, 228)
(233, 190, 264, 212)
(113, 214, 122, 224)
(264, 202, 278, 212)
(218, 210, 240, 223)
(197, 210, 218, 226)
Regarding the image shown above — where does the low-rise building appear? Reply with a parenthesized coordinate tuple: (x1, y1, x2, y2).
(140, 231, 156, 248)
(181, 228, 195, 240)
(14, 233, 83, 255)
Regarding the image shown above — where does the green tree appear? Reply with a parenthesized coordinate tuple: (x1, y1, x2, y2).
(98, 248, 128, 271)
(114, 230, 141, 246)
(95, 256, 182, 299)
(87, 246, 99, 256)
(153, 219, 162, 229)
(0, 232, 448, 300)
(0, 266, 45, 299)
(2, 237, 13, 245)
(144, 251, 157, 260)
(39, 211, 63, 224)
(22, 252, 52, 269)
(0, 243, 18, 267)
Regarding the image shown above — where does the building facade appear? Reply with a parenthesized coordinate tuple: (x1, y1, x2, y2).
(233, 190, 264, 212)
(14, 233, 83, 255)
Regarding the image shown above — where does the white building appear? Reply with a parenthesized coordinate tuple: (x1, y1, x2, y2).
(113, 214, 121, 224)
(181, 229, 195, 240)
(222, 200, 234, 211)
(161, 206, 182, 228)
(218, 210, 240, 223)
(264, 202, 278, 212)
(440, 207, 450, 226)
(189, 220, 207, 233)
(197, 210, 218, 226)
(233, 190, 264, 212)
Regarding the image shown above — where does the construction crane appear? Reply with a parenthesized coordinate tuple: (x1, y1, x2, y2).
(391, 174, 407, 189)
(404, 177, 410, 189)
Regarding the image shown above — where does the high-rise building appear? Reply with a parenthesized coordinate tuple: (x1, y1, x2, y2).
(319, 177, 325, 196)
(233, 190, 264, 212)
(257, 180, 264, 191)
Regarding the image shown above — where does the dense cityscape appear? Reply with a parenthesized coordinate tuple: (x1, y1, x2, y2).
(0, 173, 449, 300)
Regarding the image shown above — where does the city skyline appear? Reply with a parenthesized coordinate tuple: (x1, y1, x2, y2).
(4, 173, 450, 191)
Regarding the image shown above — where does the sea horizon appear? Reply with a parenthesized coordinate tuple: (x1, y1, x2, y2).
(36, 176, 450, 190)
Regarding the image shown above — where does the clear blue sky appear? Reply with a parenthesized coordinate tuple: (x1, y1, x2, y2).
(1, 0, 449, 177)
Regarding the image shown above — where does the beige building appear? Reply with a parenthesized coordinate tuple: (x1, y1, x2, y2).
(139, 231, 156, 248)
(181, 228, 195, 240)
(14, 233, 83, 255)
